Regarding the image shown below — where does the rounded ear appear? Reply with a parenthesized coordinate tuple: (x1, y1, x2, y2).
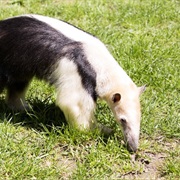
(139, 85, 146, 95)
(112, 93, 121, 103)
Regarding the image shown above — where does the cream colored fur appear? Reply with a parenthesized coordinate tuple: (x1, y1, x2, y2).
(30, 14, 144, 151)
(54, 58, 96, 130)
(7, 14, 145, 151)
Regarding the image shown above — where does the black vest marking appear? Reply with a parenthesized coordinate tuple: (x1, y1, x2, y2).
(61, 42, 97, 101)
(0, 16, 97, 101)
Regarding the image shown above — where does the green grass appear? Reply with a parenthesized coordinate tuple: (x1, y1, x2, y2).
(0, 0, 179, 179)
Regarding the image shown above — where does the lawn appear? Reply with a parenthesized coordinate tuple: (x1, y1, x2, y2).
(0, 0, 179, 179)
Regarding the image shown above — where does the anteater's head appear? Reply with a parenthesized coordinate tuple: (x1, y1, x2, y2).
(107, 85, 146, 152)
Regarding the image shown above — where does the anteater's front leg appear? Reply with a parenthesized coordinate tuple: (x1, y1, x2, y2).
(56, 90, 97, 130)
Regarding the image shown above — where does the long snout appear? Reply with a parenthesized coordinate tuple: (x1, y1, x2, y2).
(123, 128, 140, 152)
(126, 136, 139, 152)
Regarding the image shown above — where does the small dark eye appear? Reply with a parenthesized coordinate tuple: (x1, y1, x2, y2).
(120, 118, 127, 124)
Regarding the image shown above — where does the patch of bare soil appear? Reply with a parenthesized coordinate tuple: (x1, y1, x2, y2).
(43, 144, 77, 179)
(43, 139, 179, 179)
(122, 139, 179, 180)
(125, 152, 167, 180)
(52, 143, 167, 179)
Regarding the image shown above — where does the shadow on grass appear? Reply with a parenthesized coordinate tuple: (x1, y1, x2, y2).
(0, 98, 67, 131)
(0, 98, 119, 145)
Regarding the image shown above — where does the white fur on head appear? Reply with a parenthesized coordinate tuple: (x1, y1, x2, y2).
(108, 84, 142, 152)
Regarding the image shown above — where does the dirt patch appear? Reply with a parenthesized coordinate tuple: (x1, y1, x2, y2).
(56, 157, 77, 179)
(42, 139, 179, 179)
(140, 153, 165, 179)
(120, 152, 166, 179)
(122, 139, 179, 179)
(42, 144, 77, 179)
(44, 157, 77, 179)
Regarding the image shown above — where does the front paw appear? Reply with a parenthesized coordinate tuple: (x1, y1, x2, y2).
(98, 124, 114, 136)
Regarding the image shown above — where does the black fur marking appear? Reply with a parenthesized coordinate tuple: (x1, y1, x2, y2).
(6, 81, 29, 102)
(0, 16, 97, 100)
(62, 42, 97, 101)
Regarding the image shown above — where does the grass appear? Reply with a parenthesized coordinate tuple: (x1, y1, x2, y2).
(0, 0, 179, 179)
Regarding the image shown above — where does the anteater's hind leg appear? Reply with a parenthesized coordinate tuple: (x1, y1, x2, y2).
(6, 81, 30, 110)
